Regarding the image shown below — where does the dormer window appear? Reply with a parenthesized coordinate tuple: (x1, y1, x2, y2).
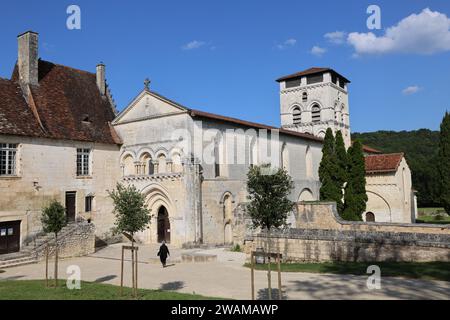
(82, 114, 91, 123)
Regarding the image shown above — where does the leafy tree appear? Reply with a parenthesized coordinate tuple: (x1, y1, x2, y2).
(246, 164, 294, 300)
(342, 140, 368, 221)
(438, 112, 450, 214)
(319, 128, 345, 215)
(41, 200, 67, 287)
(108, 183, 152, 297)
(108, 183, 152, 245)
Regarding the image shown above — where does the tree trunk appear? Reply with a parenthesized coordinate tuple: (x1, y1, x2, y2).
(131, 235, 135, 297)
(54, 233, 58, 288)
(267, 228, 272, 300)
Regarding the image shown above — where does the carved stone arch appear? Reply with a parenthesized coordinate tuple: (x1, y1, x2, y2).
(317, 130, 327, 139)
(155, 147, 169, 158)
(366, 190, 392, 222)
(307, 100, 323, 111)
(289, 103, 305, 113)
(170, 147, 184, 173)
(137, 148, 155, 160)
(120, 151, 136, 176)
(140, 183, 175, 244)
(298, 188, 315, 202)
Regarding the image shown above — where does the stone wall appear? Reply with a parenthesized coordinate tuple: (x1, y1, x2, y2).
(34, 222, 96, 261)
(244, 202, 450, 262)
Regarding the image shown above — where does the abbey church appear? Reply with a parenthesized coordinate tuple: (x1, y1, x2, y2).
(0, 32, 417, 254)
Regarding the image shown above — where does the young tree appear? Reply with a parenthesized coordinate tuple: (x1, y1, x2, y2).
(343, 140, 368, 221)
(438, 112, 450, 214)
(246, 164, 294, 300)
(41, 200, 67, 287)
(108, 183, 151, 295)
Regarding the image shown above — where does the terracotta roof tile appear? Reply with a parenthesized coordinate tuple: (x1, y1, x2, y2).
(3, 60, 121, 144)
(365, 153, 404, 174)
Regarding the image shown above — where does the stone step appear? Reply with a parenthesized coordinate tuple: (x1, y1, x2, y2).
(0, 256, 37, 268)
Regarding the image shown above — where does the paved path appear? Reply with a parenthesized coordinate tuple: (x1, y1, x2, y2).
(1, 243, 449, 300)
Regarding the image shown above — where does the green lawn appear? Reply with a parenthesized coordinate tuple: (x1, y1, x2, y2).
(0, 280, 222, 300)
(245, 261, 450, 282)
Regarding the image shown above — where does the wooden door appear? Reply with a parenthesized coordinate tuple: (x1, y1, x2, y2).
(65, 192, 76, 223)
(0, 221, 21, 255)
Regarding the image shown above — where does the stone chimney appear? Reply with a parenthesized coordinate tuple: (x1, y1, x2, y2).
(17, 31, 39, 87)
(96, 63, 106, 96)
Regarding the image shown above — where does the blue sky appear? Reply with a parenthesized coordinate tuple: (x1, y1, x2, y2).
(0, 0, 449, 132)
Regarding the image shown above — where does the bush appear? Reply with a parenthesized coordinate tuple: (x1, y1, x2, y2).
(230, 244, 242, 252)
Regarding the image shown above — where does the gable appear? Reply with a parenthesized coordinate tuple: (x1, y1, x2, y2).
(114, 90, 188, 124)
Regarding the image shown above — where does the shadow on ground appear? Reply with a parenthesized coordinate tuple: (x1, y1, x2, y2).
(159, 281, 185, 291)
(94, 275, 117, 283)
(257, 288, 288, 300)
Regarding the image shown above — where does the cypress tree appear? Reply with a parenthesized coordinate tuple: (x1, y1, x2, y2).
(438, 112, 450, 214)
(319, 128, 341, 207)
(343, 140, 368, 221)
(334, 130, 347, 214)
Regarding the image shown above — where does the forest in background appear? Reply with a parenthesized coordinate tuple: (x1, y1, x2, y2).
(352, 129, 439, 207)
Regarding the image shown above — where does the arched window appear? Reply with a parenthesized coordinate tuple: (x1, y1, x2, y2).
(366, 212, 375, 222)
(292, 107, 302, 124)
(139, 153, 154, 175)
(302, 92, 308, 102)
(311, 105, 321, 123)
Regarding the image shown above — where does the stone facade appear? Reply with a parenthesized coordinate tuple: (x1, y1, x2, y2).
(0, 135, 120, 245)
(365, 157, 417, 223)
(112, 88, 323, 247)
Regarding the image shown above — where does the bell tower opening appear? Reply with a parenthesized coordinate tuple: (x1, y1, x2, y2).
(277, 67, 352, 148)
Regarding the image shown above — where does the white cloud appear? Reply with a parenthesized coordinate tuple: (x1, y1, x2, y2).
(324, 31, 347, 44)
(310, 46, 326, 56)
(182, 40, 206, 50)
(277, 38, 297, 50)
(402, 86, 422, 95)
(347, 8, 450, 55)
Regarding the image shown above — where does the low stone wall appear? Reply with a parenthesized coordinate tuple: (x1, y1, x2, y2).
(35, 222, 96, 261)
(244, 203, 450, 262)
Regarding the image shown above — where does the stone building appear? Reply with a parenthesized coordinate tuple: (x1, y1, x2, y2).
(0, 32, 121, 254)
(113, 84, 323, 246)
(364, 153, 417, 223)
(0, 31, 419, 255)
(276, 67, 417, 223)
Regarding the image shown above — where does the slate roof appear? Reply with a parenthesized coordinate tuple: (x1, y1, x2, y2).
(0, 59, 121, 144)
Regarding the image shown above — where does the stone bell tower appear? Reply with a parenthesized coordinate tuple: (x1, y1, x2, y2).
(277, 67, 351, 148)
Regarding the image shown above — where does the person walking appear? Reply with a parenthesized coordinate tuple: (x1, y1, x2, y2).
(157, 241, 170, 267)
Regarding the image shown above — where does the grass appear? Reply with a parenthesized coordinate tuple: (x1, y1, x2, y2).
(417, 207, 445, 215)
(244, 261, 450, 282)
(416, 215, 450, 225)
(0, 280, 222, 300)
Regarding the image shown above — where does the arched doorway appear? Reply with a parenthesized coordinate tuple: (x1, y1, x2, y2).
(157, 206, 171, 243)
(366, 212, 375, 222)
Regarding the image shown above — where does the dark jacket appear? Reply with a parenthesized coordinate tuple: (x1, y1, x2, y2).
(158, 244, 170, 260)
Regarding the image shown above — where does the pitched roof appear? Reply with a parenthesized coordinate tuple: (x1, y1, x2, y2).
(365, 153, 404, 174)
(360, 144, 382, 154)
(276, 67, 351, 83)
(0, 78, 44, 137)
(2, 60, 121, 144)
(189, 109, 324, 142)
